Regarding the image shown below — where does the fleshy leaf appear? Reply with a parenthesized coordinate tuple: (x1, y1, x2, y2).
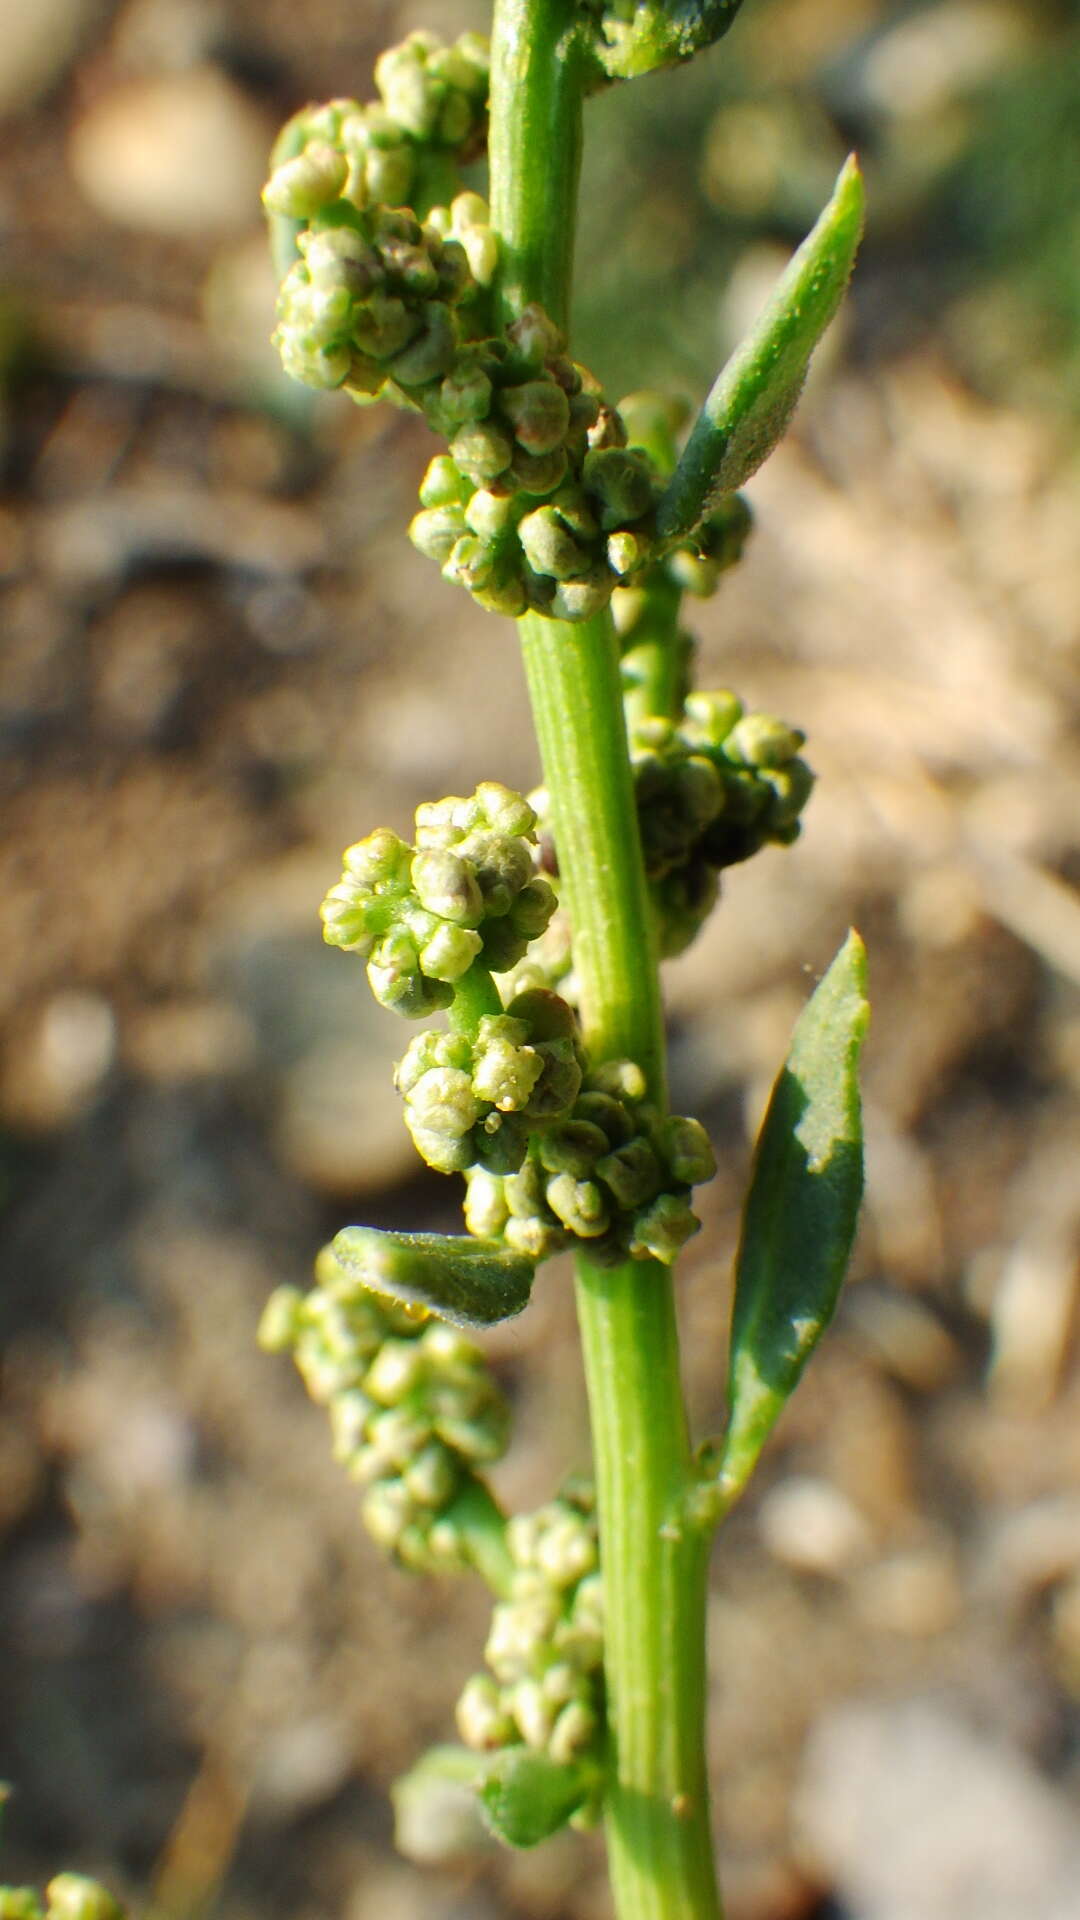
(331, 1226, 536, 1328)
(592, 1, 747, 83)
(713, 930, 868, 1511)
(657, 156, 865, 542)
(476, 1747, 592, 1848)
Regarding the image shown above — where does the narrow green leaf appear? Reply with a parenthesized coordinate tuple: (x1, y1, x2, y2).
(331, 1226, 536, 1329)
(714, 930, 868, 1511)
(656, 156, 865, 542)
(476, 1747, 591, 1848)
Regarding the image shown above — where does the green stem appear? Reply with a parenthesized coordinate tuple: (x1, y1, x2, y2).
(490, 11, 722, 1914)
(575, 1255, 720, 1920)
(489, 0, 587, 332)
(518, 609, 665, 1104)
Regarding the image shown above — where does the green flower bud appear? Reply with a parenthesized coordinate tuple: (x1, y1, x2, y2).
(471, 1019, 543, 1110)
(607, 528, 651, 576)
(419, 454, 469, 508)
(549, 568, 615, 623)
(46, 1883, 123, 1920)
(535, 1515, 598, 1587)
(263, 142, 348, 219)
(506, 303, 564, 370)
(517, 506, 591, 581)
(535, 1120, 608, 1178)
(419, 922, 484, 982)
(437, 361, 495, 429)
(470, 569, 530, 619)
(583, 446, 655, 528)
(594, 1137, 663, 1209)
(499, 380, 571, 456)
(545, 1172, 610, 1238)
(443, 534, 496, 593)
(487, 1593, 561, 1682)
(410, 847, 483, 923)
(361, 1477, 414, 1552)
(367, 1403, 433, 1473)
(257, 1284, 305, 1353)
(407, 1065, 482, 1135)
(660, 1115, 716, 1186)
(450, 422, 514, 486)
(374, 34, 439, 137)
(549, 1699, 599, 1766)
(726, 713, 805, 769)
(363, 1337, 425, 1406)
(457, 1674, 516, 1751)
(403, 1439, 459, 1508)
(508, 446, 569, 496)
(387, 304, 456, 387)
(512, 1678, 556, 1750)
(360, 142, 415, 211)
(1, 1892, 44, 1920)
(369, 933, 454, 1017)
(409, 505, 467, 564)
(464, 487, 514, 540)
(464, 1167, 510, 1238)
(683, 690, 743, 745)
(435, 1407, 508, 1462)
(628, 1192, 700, 1264)
(586, 402, 627, 452)
(504, 1213, 567, 1260)
(763, 757, 815, 826)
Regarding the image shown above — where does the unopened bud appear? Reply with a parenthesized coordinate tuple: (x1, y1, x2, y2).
(263, 142, 348, 218)
(727, 713, 805, 769)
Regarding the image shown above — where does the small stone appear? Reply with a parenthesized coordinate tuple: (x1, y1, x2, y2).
(758, 1476, 872, 1577)
(69, 66, 272, 236)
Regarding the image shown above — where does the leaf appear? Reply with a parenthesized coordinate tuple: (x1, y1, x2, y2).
(475, 1747, 591, 1849)
(714, 931, 868, 1511)
(594, 1, 747, 82)
(656, 156, 865, 542)
(331, 1226, 536, 1329)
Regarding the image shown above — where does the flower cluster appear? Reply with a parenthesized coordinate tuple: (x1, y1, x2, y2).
(0, 1884, 122, 1920)
(260, 1247, 510, 1573)
(457, 1487, 604, 1784)
(629, 691, 814, 956)
(464, 1058, 716, 1266)
(320, 783, 557, 1014)
(408, 316, 665, 621)
(268, 195, 494, 398)
(397, 989, 585, 1176)
(265, 30, 488, 224)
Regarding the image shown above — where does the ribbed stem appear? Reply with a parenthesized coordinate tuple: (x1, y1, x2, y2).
(489, 0, 585, 332)
(518, 609, 665, 1104)
(489, 11, 723, 1915)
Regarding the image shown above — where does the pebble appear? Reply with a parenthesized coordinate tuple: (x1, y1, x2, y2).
(757, 1476, 872, 1577)
(795, 1697, 1080, 1920)
(851, 1541, 962, 1636)
(1, 989, 117, 1130)
(68, 65, 272, 236)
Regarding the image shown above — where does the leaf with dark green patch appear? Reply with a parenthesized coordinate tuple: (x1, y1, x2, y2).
(591, 1, 747, 82)
(657, 156, 865, 542)
(713, 930, 868, 1512)
(476, 1747, 593, 1848)
(331, 1227, 536, 1329)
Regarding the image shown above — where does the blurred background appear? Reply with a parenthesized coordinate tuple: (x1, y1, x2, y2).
(1, 2, 1079, 1918)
